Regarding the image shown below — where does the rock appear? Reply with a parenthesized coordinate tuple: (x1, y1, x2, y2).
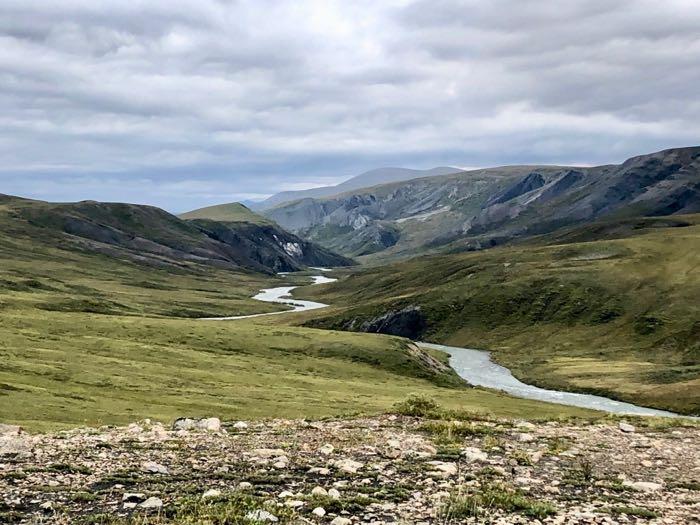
(0, 424, 22, 436)
(312, 507, 326, 517)
(141, 461, 169, 474)
(619, 422, 636, 433)
(199, 417, 221, 432)
(427, 461, 458, 477)
(246, 509, 279, 522)
(311, 486, 328, 496)
(462, 447, 487, 462)
(330, 518, 352, 525)
(122, 493, 146, 503)
(278, 490, 294, 499)
(328, 488, 341, 499)
(254, 448, 286, 459)
(140, 497, 163, 509)
(40, 501, 53, 511)
(285, 500, 304, 508)
(517, 421, 536, 430)
(202, 489, 221, 499)
(623, 480, 663, 492)
(319, 443, 334, 455)
(516, 433, 535, 443)
(172, 418, 197, 431)
(233, 421, 248, 430)
(334, 458, 363, 473)
(238, 482, 253, 490)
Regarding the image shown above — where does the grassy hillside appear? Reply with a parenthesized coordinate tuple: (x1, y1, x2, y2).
(179, 202, 271, 224)
(0, 201, 597, 431)
(300, 215, 700, 415)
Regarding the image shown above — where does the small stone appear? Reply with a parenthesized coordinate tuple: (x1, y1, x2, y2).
(238, 482, 253, 490)
(619, 422, 636, 433)
(0, 424, 22, 436)
(311, 486, 328, 496)
(427, 461, 458, 477)
(140, 497, 163, 509)
(40, 501, 53, 511)
(253, 448, 286, 459)
(141, 461, 169, 474)
(278, 490, 294, 499)
(312, 507, 326, 517)
(319, 444, 334, 455)
(330, 518, 352, 525)
(285, 500, 304, 508)
(202, 489, 221, 499)
(172, 418, 197, 431)
(233, 421, 248, 430)
(123, 502, 137, 509)
(462, 447, 487, 462)
(246, 509, 279, 522)
(623, 480, 663, 492)
(516, 433, 535, 443)
(328, 488, 341, 499)
(334, 458, 363, 473)
(122, 493, 146, 503)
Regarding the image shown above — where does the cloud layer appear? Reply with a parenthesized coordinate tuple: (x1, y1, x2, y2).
(1, 0, 699, 211)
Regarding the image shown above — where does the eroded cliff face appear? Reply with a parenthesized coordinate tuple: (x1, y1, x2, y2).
(265, 147, 700, 260)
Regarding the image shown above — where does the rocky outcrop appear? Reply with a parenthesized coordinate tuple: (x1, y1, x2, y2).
(347, 306, 427, 339)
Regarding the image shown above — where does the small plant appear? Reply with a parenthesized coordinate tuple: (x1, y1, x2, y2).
(511, 449, 533, 466)
(392, 394, 440, 417)
(610, 506, 659, 519)
(441, 483, 556, 521)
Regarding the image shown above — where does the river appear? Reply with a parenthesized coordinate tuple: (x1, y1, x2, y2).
(202, 272, 683, 417)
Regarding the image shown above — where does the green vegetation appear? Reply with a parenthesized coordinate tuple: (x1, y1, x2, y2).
(441, 484, 556, 520)
(301, 216, 700, 414)
(179, 202, 272, 224)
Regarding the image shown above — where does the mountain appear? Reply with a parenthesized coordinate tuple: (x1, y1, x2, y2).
(251, 166, 462, 210)
(265, 147, 700, 259)
(0, 195, 352, 274)
(179, 202, 271, 224)
(300, 213, 700, 415)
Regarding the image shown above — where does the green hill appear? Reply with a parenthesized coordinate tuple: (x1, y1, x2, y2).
(179, 202, 271, 224)
(301, 215, 700, 415)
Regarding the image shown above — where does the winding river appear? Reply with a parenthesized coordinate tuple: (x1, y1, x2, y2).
(203, 272, 682, 417)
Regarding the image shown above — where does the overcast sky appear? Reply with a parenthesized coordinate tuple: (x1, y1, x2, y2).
(1, 0, 699, 212)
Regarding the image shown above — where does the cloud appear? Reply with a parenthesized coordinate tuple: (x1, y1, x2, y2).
(0, 0, 698, 211)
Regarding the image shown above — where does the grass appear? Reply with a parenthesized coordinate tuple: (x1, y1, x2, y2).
(300, 215, 700, 415)
(441, 483, 556, 520)
(178, 202, 271, 225)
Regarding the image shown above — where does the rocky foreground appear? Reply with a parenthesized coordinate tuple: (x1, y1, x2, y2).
(1, 412, 699, 524)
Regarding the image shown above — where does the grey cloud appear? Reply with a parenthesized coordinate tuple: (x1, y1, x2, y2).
(0, 0, 698, 211)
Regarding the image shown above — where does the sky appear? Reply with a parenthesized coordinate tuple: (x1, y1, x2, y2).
(1, 0, 699, 212)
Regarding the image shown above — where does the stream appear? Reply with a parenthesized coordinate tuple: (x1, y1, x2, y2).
(203, 272, 683, 417)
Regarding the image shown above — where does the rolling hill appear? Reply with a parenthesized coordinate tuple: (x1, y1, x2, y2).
(298, 214, 700, 415)
(1, 195, 352, 274)
(265, 146, 700, 260)
(179, 202, 271, 224)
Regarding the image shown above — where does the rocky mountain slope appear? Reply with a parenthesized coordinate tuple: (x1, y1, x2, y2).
(252, 166, 461, 211)
(0, 195, 352, 274)
(265, 147, 700, 259)
(2, 411, 697, 524)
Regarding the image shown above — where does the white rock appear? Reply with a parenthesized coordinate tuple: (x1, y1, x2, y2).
(233, 421, 249, 430)
(278, 490, 294, 499)
(238, 482, 253, 490)
(141, 461, 169, 474)
(0, 424, 21, 436)
(311, 486, 328, 496)
(198, 417, 221, 432)
(312, 507, 326, 517)
(462, 447, 488, 462)
(123, 502, 137, 510)
(334, 458, 363, 473)
(202, 489, 221, 499)
(285, 500, 304, 508)
(427, 461, 458, 478)
(516, 433, 535, 443)
(328, 488, 341, 499)
(140, 497, 163, 509)
(254, 448, 286, 459)
(319, 444, 335, 455)
(40, 501, 53, 511)
(330, 518, 352, 525)
(246, 509, 279, 522)
(619, 422, 636, 433)
(172, 418, 197, 430)
(623, 480, 663, 492)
